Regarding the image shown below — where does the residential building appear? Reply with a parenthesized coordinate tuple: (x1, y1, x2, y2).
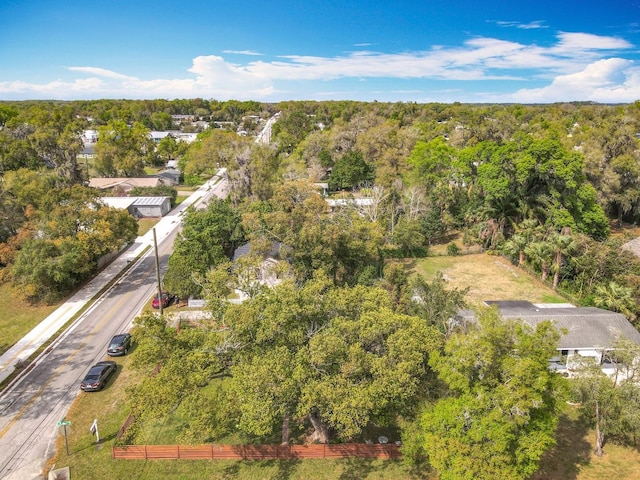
(100, 196, 172, 218)
(89, 176, 175, 193)
(459, 300, 640, 376)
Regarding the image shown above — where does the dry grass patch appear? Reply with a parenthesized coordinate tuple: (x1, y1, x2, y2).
(573, 444, 640, 480)
(407, 253, 567, 308)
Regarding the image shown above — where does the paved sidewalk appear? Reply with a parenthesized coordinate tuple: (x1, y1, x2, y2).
(0, 171, 226, 388)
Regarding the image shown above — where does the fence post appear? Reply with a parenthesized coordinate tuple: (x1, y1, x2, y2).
(144, 445, 148, 460)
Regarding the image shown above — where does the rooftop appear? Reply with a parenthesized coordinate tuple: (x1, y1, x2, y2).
(459, 300, 640, 350)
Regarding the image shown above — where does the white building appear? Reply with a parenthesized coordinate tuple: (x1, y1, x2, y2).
(459, 300, 640, 377)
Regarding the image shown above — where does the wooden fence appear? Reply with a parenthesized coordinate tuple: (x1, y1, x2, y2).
(112, 443, 402, 460)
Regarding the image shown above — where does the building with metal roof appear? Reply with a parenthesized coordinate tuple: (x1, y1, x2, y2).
(100, 196, 172, 218)
(458, 300, 640, 376)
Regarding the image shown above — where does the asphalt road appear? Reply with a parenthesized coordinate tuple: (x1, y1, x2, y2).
(0, 170, 228, 480)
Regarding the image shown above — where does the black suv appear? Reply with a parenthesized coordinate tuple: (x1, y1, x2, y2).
(80, 361, 117, 392)
(107, 333, 132, 356)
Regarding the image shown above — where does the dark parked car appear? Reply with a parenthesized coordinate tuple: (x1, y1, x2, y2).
(107, 333, 132, 356)
(80, 361, 117, 392)
(152, 292, 171, 309)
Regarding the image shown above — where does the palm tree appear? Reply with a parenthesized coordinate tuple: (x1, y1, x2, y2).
(593, 281, 635, 320)
(502, 233, 528, 266)
(518, 218, 543, 242)
(548, 231, 577, 289)
(525, 241, 554, 283)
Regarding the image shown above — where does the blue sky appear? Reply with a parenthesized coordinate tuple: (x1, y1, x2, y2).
(1, 0, 639, 103)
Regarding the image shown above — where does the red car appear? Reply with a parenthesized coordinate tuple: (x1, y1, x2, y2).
(152, 292, 170, 309)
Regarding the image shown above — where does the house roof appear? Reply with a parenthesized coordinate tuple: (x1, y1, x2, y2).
(149, 131, 174, 141)
(157, 169, 180, 180)
(100, 196, 171, 208)
(174, 132, 199, 143)
(130, 196, 171, 206)
(100, 197, 137, 209)
(233, 241, 282, 261)
(458, 300, 640, 350)
(326, 198, 374, 207)
(89, 177, 163, 189)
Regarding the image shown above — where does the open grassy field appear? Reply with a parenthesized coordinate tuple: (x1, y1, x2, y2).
(408, 252, 568, 308)
(0, 283, 59, 357)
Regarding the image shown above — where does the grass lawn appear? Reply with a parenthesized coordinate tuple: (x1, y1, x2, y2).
(136, 218, 159, 237)
(0, 283, 59, 357)
(407, 252, 567, 308)
(174, 195, 189, 207)
(176, 186, 200, 194)
(532, 403, 640, 480)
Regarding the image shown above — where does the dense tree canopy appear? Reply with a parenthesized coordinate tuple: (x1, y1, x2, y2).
(410, 307, 565, 480)
(162, 199, 244, 299)
(130, 274, 445, 444)
(94, 120, 154, 176)
(6, 180, 138, 302)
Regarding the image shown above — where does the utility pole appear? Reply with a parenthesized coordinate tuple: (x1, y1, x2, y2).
(153, 228, 163, 315)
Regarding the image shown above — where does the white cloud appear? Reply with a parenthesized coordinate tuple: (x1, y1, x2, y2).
(66, 67, 138, 81)
(495, 20, 548, 30)
(1, 31, 637, 103)
(552, 32, 632, 55)
(493, 58, 640, 103)
(222, 50, 263, 56)
(0, 77, 106, 96)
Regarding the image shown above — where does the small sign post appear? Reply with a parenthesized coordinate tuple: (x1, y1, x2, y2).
(90, 419, 99, 443)
(57, 418, 72, 455)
